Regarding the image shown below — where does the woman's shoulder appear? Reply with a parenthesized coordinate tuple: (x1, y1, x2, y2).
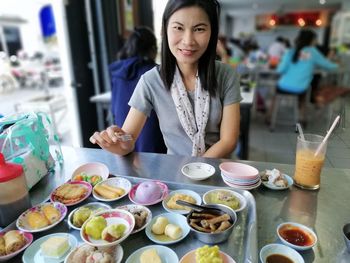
(215, 61, 239, 81)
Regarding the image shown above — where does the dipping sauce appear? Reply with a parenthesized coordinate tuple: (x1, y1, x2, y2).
(266, 254, 294, 263)
(279, 226, 314, 246)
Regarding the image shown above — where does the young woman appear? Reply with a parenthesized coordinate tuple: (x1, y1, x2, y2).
(90, 0, 241, 158)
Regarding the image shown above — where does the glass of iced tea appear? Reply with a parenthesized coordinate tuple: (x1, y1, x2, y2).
(294, 134, 327, 190)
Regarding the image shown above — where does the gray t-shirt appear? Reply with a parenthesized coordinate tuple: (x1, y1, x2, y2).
(129, 61, 242, 155)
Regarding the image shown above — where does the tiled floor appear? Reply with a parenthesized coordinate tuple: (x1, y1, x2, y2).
(248, 95, 350, 169)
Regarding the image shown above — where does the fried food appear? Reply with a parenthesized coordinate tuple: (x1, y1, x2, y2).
(94, 184, 125, 199)
(3, 230, 26, 255)
(189, 211, 232, 233)
(53, 184, 87, 204)
(27, 211, 50, 229)
(42, 204, 61, 224)
(166, 193, 196, 210)
(0, 236, 6, 256)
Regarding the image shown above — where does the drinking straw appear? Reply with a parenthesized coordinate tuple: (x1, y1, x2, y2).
(296, 123, 305, 140)
(314, 115, 340, 156)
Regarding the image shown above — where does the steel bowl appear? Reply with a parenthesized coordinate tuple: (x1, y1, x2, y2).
(186, 203, 237, 244)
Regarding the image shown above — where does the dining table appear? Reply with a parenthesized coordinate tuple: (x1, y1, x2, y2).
(3, 146, 350, 262)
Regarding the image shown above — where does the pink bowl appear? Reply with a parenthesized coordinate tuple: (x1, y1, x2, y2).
(219, 162, 259, 181)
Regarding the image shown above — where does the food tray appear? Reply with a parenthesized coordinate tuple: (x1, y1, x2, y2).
(4, 176, 258, 263)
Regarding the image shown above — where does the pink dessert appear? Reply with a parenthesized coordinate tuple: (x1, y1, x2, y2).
(135, 181, 162, 203)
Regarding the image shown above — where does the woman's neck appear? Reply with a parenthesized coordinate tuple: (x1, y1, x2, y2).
(177, 63, 198, 91)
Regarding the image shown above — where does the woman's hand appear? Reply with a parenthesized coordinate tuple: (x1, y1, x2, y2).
(90, 125, 134, 155)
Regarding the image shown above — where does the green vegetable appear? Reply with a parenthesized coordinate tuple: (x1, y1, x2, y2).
(85, 216, 107, 239)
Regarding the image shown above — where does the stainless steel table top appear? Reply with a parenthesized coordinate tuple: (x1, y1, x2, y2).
(15, 147, 350, 262)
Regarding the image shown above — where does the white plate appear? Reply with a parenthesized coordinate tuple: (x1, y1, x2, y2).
(223, 178, 261, 190)
(22, 233, 78, 263)
(67, 202, 112, 230)
(81, 209, 135, 247)
(181, 162, 215, 181)
(16, 202, 67, 233)
(71, 162, 109, 183)
(260, 243, 304, 263)
(93, 177, 132, 202)
(162, 189, 202, 214)
(64, 244, 123, 263)
(145, 213, 190, 245)
(126, 245, 178, 263)
(262, 174, 293, 190)
(202, 189, 247, 213)
(116, 204, 152, 234)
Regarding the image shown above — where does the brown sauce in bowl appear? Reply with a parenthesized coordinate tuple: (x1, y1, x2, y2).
(267, 254, 294, 263)
(279, 226, 314, 246)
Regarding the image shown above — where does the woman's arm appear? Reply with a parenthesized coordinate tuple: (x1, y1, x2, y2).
(203, 103, 240, 158)
(89, 107, 147, 156)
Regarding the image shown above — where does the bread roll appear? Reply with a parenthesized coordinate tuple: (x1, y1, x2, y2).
(0, 236, 5, 256)
(42, 204, 60, 224)
(164, 224, 182, 239)
(3, 230, 25, 254)
(27, 211, 49, 229)
(151, 217, 169, 235)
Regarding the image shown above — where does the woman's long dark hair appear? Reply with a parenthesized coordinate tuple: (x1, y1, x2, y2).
(292, 29, 316, 63)
(117, 26, 157, 60)
(160, 0, 220, 96)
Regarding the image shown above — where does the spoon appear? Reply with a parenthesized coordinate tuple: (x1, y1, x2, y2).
(175, 200, 223, 214)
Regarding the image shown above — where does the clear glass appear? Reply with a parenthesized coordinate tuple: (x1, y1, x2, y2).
(294, 134, 326, 190)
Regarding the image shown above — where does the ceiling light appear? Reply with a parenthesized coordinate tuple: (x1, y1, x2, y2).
(319, 0, 326, 5)
(269, 19, 276, 26)
(316, 19, 322, 26)
(298, 18, 305, 27)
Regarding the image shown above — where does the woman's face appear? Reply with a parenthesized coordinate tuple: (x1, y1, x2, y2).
(167, 6, 211, 67)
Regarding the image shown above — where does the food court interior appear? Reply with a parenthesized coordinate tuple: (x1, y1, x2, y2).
(1, 0, 350, 169)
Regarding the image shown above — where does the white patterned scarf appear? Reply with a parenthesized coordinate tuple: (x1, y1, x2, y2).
(170, 67, 210, 156)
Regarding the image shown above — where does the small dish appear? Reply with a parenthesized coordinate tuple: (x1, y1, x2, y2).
(262, 174, 293, 190)
(202, 189, 247, 213)
(181, 162, 215, 181)
(22, 233, 78, 263)
(116, 204, 152, 234)
(16, 202, 67, 233)
(0, 231, 33, 262)
(125, 245, 178, 263)
(145, 213, 190, 245)
(277, 222, 317, 251)
(222, 177, 261, 190)
(180, 248, 236, 263)
(219, 162, 259, 181)
(64, 243, 123, 263)
(67, 202, 112, 230)
(81, 209, 135, 247)
(162, 189, 202, 214)
(50, 181, 92, 206)
(129, 181, 168, 206)
(93, 177, 132, 202)
(71, 162, 109, 186)
(260, 243, 304, 263)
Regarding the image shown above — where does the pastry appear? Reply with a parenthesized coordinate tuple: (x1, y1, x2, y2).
(0, 236, 6, 256)
(3, 230, 26, 255)
(27, 211, 49, 229)
(40, 236, 70, 258)
(53, 184, 87, 204)
(94, 184, 124, 199)
(101, 224, 126, 242)
(140, 248, 162, 263)
(166, 193, 196, 210)
(164, 224, 182, 239)
(42, 204, 61, 224)
(151, 217, 169, 235)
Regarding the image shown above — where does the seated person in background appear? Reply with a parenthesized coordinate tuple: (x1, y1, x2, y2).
(109, 26, 166, 153)
(268, 36, 287, 68)
(267, 29, 338, 123)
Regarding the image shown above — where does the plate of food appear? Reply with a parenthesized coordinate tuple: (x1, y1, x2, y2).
(68, 202, 112, 230)
(162, 189, 201, 214)
(71, 162, 109, 186)
(16, 202, 67, 233)
(202, 189, 247, 213)
(0, 230, 33, 262)
(92, 177, 132, 202)
(50, 181, 92, 206)
(128, 180, 168, 206)
(116, 204, 152, 234)
(22, 233, 78, 263)
(180, 245, 236, 263)
(80, 209, 135, 247)
(261, 169, 293, 190)
(64, 243, 123, 263)
(126, 245, 178, 263)
(145, 213, 190, 245)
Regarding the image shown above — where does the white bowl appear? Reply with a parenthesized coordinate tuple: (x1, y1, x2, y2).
(71, 162, 109, 185)
(202, 189, 247, 213)
(181, 162, 215, 181)
(162, 189, 202, 214)
(260, 243, 304, 263)
(93, 177, 132, 202)
(277, 222, 317, 251)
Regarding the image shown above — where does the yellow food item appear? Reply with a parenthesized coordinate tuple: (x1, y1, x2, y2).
(195, 245, 223, 263)
(73, 207, 92, 227)
(0, 236, 5, 256)
(27, 211, 50, 229)
(166, 193, 196, 210)
(94, 184, 124, 199)
(140, 248, 162, 263)
(210, 191, 240, 210)
(40, 236, 70, 258)
(84, 216, 107, 239)
(42, 205, 61, 224)
(164, 224, 182, 239)
(151, 217, 169, 235)
(3, 231, 26, 255)
(101, 224, 126, 242)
